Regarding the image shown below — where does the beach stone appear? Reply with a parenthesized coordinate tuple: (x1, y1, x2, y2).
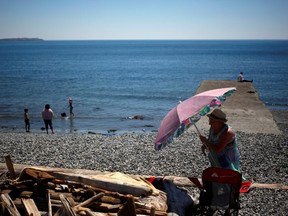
(0, 110, 287, 215)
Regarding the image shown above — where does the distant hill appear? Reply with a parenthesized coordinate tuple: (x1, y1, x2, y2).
(0, 38, 44, 41)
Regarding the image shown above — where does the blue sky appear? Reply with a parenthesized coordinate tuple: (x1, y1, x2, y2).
(1, 0, 287, 40)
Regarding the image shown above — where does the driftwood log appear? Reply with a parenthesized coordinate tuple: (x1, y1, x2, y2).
(1, 163, 287, 190)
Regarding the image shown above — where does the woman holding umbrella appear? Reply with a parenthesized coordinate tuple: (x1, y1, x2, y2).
(199, 108, 241, 172)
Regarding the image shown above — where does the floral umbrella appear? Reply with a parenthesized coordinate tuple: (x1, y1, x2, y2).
(154, 87, 236, 150)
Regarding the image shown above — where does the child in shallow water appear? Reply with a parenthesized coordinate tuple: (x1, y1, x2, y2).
(24, 108, 30, 132)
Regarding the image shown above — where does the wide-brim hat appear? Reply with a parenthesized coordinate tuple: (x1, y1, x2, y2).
(207, 108, 227, 123)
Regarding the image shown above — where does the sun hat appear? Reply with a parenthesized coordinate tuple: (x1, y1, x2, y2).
(207, 108, 227, 123)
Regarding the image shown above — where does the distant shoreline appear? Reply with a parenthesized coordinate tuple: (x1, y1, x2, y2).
(0, 37, 44, 41)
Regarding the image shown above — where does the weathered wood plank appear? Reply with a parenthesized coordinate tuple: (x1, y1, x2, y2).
(19, 167, 55, 181)
(47, 190, 53, 216)
(118, 196, 136, 216)
(59, 193, 77, 216)
(74, 192, 104, 208)
(4, 155, 16, 180)
(251, 182, 288, 190)
(51, 171, 153, 197)
(0, 193, 21, 216)
(21, 198, 41, 216)
(86, 202, 122, 211)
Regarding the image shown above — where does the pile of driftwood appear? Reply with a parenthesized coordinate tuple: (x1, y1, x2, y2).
(1, 169, 170, 216)
(2, 156, 287, 216)
(0, 156, 171, 216)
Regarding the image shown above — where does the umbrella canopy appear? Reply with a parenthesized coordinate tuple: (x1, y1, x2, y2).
(155, 87, 236, 150)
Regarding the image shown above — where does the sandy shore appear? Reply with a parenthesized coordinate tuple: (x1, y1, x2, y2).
(0, 110, 287, 215)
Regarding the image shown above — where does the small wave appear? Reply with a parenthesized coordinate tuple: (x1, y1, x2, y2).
(265, 102, 288, 111)
(264, 101, 288, 107)
(0, 115, 19, 119)
(95, 93, 180, 101)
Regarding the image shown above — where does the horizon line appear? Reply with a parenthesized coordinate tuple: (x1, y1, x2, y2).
(1, 38, 288, 41)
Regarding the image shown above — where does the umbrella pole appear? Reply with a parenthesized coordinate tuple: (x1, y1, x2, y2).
(194, 123, 218, 166)
(194, 124, 201, 135)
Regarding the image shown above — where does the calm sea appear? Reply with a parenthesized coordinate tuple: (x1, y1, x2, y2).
(0, 40, 287, 134)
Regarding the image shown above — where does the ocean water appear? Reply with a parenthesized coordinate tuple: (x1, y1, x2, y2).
(0, 40, 288, 134)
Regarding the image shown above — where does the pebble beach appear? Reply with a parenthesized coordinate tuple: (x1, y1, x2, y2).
(0, 110, 287, 215)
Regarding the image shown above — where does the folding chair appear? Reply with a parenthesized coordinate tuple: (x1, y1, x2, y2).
(189, 167, 242, 216)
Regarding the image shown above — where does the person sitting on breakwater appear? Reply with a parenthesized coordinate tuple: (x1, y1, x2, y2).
(237, 72, 253, 82)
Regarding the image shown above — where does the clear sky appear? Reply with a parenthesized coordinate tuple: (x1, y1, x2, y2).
(1, 0, 287, 40)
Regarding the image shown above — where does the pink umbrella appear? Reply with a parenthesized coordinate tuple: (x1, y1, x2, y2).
(155, 87, 236, 150)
